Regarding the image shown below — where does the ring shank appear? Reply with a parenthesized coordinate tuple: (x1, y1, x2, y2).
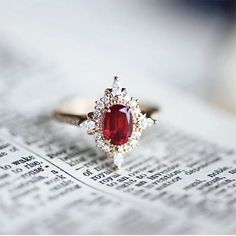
(53, 97, 159, 126)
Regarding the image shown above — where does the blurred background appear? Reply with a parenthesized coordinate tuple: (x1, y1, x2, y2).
(0, 0, 236, 114)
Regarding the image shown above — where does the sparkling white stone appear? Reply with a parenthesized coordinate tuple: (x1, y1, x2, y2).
(102, 145, 110, 152)
(130, 139, 138, 147)
(101, 96, 110, 105)
(112, 77, 122, 96)
(146, 118, 154, 127)
(113, 153, 124, 168)
(96, 140, 105, 148)
(81, 120, 95, 133)
(132, 131, 141, 139)
(139, 115, 148, 129)
(130, 99, 137, 107)
(96, 100, 105, 109)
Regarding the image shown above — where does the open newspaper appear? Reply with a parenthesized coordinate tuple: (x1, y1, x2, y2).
(0, 43, 236, 235)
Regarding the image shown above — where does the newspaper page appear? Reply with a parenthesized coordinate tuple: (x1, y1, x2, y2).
(0, 43, 236, 235)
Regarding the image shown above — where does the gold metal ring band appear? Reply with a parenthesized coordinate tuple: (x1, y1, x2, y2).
(53, 97, 159, 126)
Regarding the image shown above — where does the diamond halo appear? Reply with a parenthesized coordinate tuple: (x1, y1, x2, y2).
(81, 77, 156, 169)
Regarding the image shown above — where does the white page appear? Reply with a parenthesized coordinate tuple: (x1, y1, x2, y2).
(0, 38, 236, 234)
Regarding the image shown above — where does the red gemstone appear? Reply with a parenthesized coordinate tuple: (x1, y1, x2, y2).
(103, 104, 133, 145)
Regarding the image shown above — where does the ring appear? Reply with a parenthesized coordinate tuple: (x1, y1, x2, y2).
(53, 77, 159, 169)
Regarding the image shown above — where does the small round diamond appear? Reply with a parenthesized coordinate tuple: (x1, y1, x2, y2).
(130, 99, 137, 107)
(130, 139, 138, 147)
(123, 144, 132, 152)
(96, 100, 105, 109)
(123, 94, 131, 102)
(96, 140, 105, 148)
(93, 110, 101, 118)
(102, 145, 110, 152)
(132, 131, 141, 139)
(94, 132, 102, 140)
(133, 107, 141, 116)
(101, 96, 110, 105)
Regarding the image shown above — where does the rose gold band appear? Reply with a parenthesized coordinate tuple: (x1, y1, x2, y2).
(53, 97, 159, 127)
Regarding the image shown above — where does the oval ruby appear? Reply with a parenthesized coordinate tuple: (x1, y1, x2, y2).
(103, 104, 133, 145)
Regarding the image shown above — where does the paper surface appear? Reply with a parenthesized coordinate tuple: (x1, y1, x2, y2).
(0, 40, 236, 234)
